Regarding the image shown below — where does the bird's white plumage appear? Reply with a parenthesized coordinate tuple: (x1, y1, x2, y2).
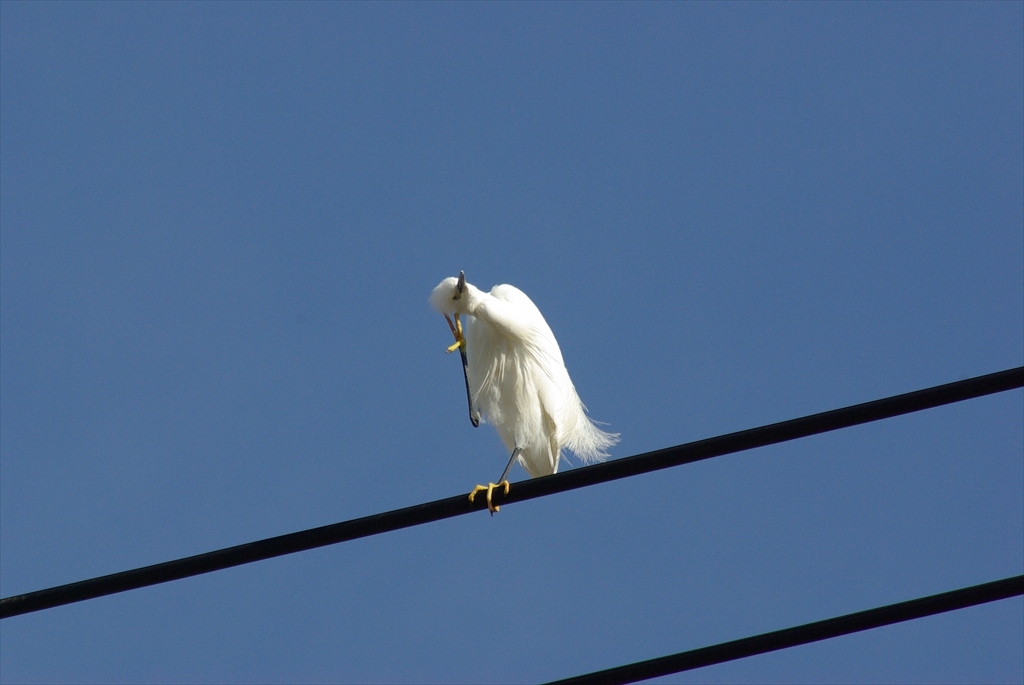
(430, 275, 618, 478)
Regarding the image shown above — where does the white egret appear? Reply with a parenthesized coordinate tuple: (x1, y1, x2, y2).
(430, 271, 619, 513)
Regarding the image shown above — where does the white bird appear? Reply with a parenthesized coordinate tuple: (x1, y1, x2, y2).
(430, 271, 619, 513)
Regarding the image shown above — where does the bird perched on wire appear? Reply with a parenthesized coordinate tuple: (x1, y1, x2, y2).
(430, 271, 619, 514)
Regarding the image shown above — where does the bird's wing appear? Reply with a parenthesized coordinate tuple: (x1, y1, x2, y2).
(488, 283, 530, 303)
(487, 285, 566, 366)
(472, 286, 540, 341)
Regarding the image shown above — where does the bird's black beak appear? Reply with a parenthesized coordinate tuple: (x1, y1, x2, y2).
(457, 271, 466, 294)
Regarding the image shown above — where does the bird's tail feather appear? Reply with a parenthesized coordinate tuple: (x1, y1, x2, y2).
(562, 394, 619, 465)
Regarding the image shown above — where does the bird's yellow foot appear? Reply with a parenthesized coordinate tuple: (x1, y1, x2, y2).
(444, 313, 467, 353)
(468, 481, 510, 515)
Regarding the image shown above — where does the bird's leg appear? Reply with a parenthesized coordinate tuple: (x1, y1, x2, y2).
(442, 313, 480, 427)
(498, 446, 522, 486)
(444, 313, 466, 353)
(468, 447, 520, 516)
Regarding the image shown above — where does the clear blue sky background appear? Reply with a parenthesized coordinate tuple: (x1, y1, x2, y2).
(1, 3, 1021, 683)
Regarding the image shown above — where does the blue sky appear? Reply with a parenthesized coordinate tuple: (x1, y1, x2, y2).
(1, 3, 1021, 683)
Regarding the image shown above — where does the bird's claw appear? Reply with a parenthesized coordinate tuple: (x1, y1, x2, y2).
(468, 481, 510, 515)
(444, 313, 466, 354)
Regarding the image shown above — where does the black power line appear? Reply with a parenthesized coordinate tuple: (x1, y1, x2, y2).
(547, 574, 1024, 685)
(1, 366, 1020, 620)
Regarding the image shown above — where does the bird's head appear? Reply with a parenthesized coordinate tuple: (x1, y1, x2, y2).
(429, 270, 470, 315)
